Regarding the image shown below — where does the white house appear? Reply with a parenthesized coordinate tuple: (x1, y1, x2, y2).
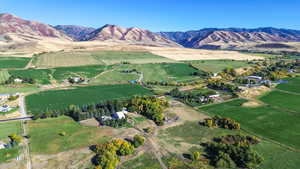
(112, 112, 126, 119)
(208, 94, 220, 99)
(0, 105, 12, 112)
(245, 76, 263, 81)
(14, 78, 23, 83)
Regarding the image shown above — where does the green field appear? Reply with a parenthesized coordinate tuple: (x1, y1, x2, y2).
(0, 121, 22, 140)
(260, 90, 300, 113)
(52, 65, 108, 82)
(34, 51, 174, 68)
(91, 69, 139, 84)
(9, 69, 52, 84)
(0, 71, 10, 84)
(200, 99, 300, 149)
(0, 85, 39, 94)
(0, 57, 31, 69)
(188, 60, 250, 73)
(0, 147, 19, 164)
(0, 121, 22, 163)
(26, 84, 152, 115)
(276, 77, 300, 94)
(28, 116, 111, 154)
(120, 152, 161, 169)
(94, 63, 202, 84)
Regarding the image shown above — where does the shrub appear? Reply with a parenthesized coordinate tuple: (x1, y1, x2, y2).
(191, 151, 201, 161)
(133, 135, 145, 148)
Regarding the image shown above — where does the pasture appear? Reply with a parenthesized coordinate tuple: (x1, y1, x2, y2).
(0, 57, 31, 69)
(0, 71, 10, 84)
(33, 51, 174, 68)
(276, 77, 300, 94)
(0, 85, 39, 94)
(52, 65, 108, 82)
(91, 69, 139, 84)
(94, 63, 202, 83)
(200, 99, 300, 149)
(188, 60, 250, 73)
(28, 116, 112, 154)
(9, 69, 52, 84)
(260, 90, 300, 113)
(25, 84, 152, 115)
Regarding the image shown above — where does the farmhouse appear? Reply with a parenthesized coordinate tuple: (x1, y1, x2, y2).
(112, 108, 128, 119)
(245, 76, 263, 81)
(0, 105, 12, 112)
(14, 78, 23, 83)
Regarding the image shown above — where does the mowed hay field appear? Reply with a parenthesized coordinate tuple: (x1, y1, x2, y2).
(26, 84, 152, 115)
(188, 60, 250, 73)
(33, 51, 175, 68)
(28, 116, 112, 154)
(200, 99, 300, 149)
(0, 57, 31, 69)
(0, 71, 10, 84)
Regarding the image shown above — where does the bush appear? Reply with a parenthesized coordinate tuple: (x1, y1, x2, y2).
(191, 151, 201, 161)
(133, 135, 145, 148)
(203, 116, 240, 130)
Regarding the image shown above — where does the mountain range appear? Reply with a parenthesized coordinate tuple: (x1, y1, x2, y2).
(2, 13, 300, 49)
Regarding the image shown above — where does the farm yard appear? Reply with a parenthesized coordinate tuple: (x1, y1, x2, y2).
(25, 84, 153, 115)
(33, 51, 175, 68)
(0, 57, 31, 69)
(9, 69, 52, 84)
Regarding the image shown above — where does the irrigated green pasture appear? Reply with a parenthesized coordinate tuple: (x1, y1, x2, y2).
(9, 69, 52, 84)
(200, 99, 300, 149)
(0, 57, 31, 69)
(52, 65, 108, 82)
(26, 84, 152, 115)
(276, 77, 300, 94)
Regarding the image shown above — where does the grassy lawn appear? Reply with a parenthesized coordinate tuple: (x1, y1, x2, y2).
(276, 77, 300, 94)
(52, 65, 108, 82)
(0, 121, 22, 140)
(26, 84, 152, 115)
(9, 69, 52, 85)
(0, 85, 39, 94)
(260, 90, 300, 113)
(34, 51, 174, 68)
(200, 99, 300, 149)
(120, 152, 162, 169)
(0, 57, 31, 69)
(0, 147, 19, 164)
(0, 121, 22, 163)
(188, 60, 250, 73)
(0, 70, 10, 84)
(28, 116, 111, 154)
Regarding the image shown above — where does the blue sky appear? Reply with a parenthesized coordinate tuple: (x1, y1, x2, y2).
(1, 0, 300, 31)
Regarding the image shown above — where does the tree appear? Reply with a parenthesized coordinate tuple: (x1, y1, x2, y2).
(133, 135, 145, 148)
(97, 151, 119, 169)
(112, 139, 134, 156)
